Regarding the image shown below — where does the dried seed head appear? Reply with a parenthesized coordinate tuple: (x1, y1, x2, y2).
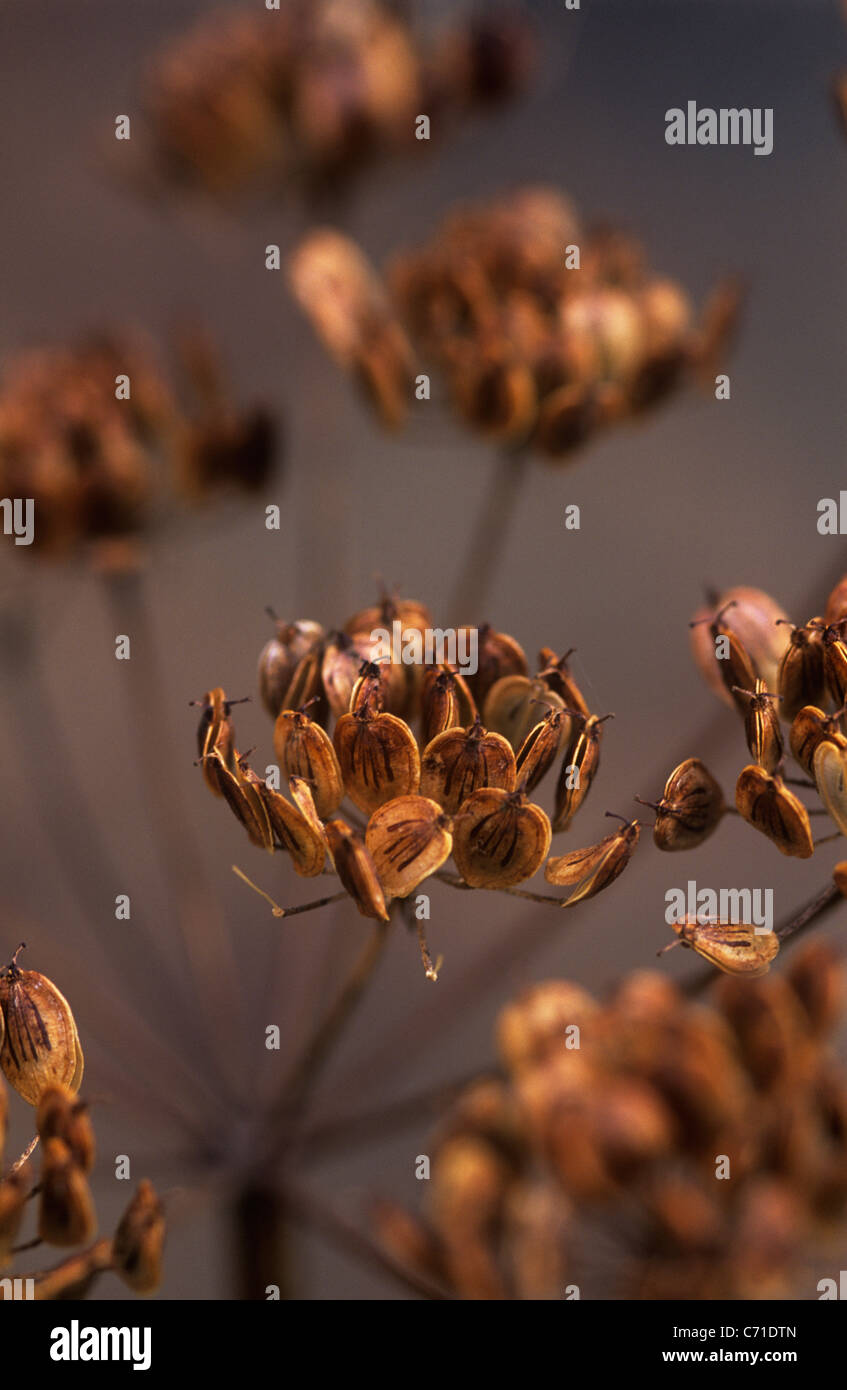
(812, 740, 847, 838)
(452, 787, 551, 888)
(365, 795, 453, 901)
(497, 980, 599, 1074)
(732, 680, 783, 774)
(537, 647, 589, 719)
(462, 624, 528, 707)
(552, 712, 612, 833)
(734, 765, 814, 858)
(333, 708, 420, 815)
(451, 344, 537, 444)
(273, 707, 344, 818)
(689, 588, 791, 708)
(194, 686, 240, 797)
(776, 620, 825, 724)
(483, 674, 567, 753)
(637, 757, 724, 851)
(36, 1085, 95, 1174)
(112, 1179, 166, 1295)
(257, 619, 324, 720)
(0, 1167, 31, 1270)
(515, 707, 569, 793)
(38, 1137, 96, 1247)
(544, 816, 640, 906)
(325, 819, 390, 921)
(789, 704, 847, 778)
(816, 620, 847, 708)
(0, 947, 84, 1105)
(420, 717, 516, 815)
(668, 917, 780, 977)
(258, 777, 326, 877)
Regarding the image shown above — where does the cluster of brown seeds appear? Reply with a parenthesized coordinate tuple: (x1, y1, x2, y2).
(142, 1, 534, 198)
(0, 951, 164, 1299)
(288, 188, 741, 453)
(196, 596, 643, 971)
(0, 331, 278, 562)
(375, 944, 847, 1299)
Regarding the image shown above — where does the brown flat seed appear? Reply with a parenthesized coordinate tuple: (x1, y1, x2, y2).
(483, 674, 567, 752)
(0, 950, 83, 1105)
(420, 665, 477, 746)
(282, 647, 330, 728)
(194, 686, 239, 797)
(789, 705, 847, 778)
(333, 708, 420, 815)
(420, 717, 516, 815)
(669, 917, 780, 977)
(453, 787, 551, 888)
(325, 820, 390, 921)
(365, 795, 453, 901)
(321, 633, 372, 718)
(37, 1086, 95, 1174)
(639, 757, 724, 851)
(258, 620, 324, 719)
(537, 646, 589, 718)
(544, 817, 640, 906)
(112, 1179, 166, 1295)
(273, 709, 343, 818)
(776, 621, 825, 724)
(212, 752, 274, 850)
(462, 624, 528, 707)
(258, 779, 326, 877)
(735, 765, 814, 858)
(38, 1137, 96, 1247)
(733, 680, 783, 775)
(813, 741, 847, 839)
(820, 622, 847, 707)
(515, 707, 569, 793)
(553, 713, 611, 832)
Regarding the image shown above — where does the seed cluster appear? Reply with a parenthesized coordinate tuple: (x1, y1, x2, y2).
(142, 1, 534, 198)
(0, 949, 164, 1299)
(0, 332, 278, 560)
(196, 595, 644, 968)
(289, 189, 741, 455)
(375, 944, 847, 1299)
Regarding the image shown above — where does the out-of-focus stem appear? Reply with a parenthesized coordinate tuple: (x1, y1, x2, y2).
(448, 448, 528, 622)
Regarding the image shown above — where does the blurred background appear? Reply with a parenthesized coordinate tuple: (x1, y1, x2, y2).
(0, 0, 845, 1297)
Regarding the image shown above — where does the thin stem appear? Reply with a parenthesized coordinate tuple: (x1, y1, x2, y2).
(232, 864, 347, 917)
(448, 448, 529, 622)
(7, 1136, 39, 1177)
(10, 1237, 42, 1255)
(435, 871, 566, 907)
(261, 918, 392, 1160)
(230, 1182, 288, 1300)
(284, 1178, 451, 1301)
(296, 1069, 493, 1158)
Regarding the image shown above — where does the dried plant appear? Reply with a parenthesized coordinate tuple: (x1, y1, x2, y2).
(373, 942, 847, 1299)
(0, 949, 165, 1300)
(0, 328, 280, 566)
(137, 1, 534, 201)
(288, 188, 741, 455)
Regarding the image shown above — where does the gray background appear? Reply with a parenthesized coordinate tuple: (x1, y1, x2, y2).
(0, 0, 845, 1298)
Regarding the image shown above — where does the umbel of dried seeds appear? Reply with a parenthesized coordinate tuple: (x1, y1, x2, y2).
(289, 188, 741, 456)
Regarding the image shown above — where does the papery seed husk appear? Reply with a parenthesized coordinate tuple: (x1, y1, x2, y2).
(258, 780, 326, 877)
(537, 647, 589, 718)
(515, 708, 569, 793)
(213, 753, 274, 850)
(37, 1085, 95, 1174)
(420, 665, 477, 746)
(321, 632, 372, 719)
(483, 674, 566, 752)
(650, 757, 724, 850)
(789, 705, 847, 778)
(813, 740, 847, 839)
(112, 1179, 166, 1295)
(196, 687, 237, 797)
(689, 588, 791, 707)
(0, 960, 83, 1105)
(325, 820, 390, 921)
(672, 917, 780, 977)
(350, 660, 391, 717)
(822, 625, 847, 707)
(282, 647, 330, 728)
(38, 1137, 96, 1247)
(258, 620, 324, 719)
(497, 981, 599, 1074)
(365, 795, 453, 900)
(273, 710, 343, 818)
(544, 821, 640, 906)
(553, 715, 606, 833)
(420, 719, 516, 815)
(453, 787, 551, 888)
(462, 625, 528, 707)
(777, 622, 825, 724)
(333, 709, 420, 815)
(738, 680, 783, 775)
(735, 765, 814, 858)
(235, 759, 276, 851)
(451, 347, 537, 444)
